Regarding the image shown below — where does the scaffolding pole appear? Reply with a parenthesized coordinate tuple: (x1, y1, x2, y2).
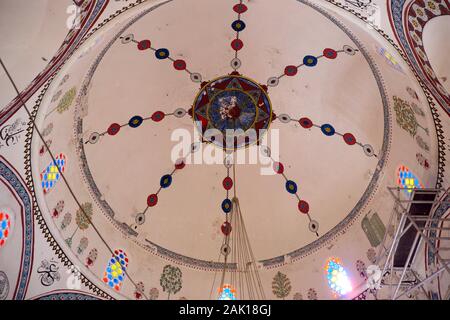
(373, 187, 450, 300)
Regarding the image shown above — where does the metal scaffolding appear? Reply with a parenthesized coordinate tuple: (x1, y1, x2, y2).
(373, 187, 450, 300)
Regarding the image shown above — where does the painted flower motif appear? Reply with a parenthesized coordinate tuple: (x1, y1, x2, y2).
(425, 0, 442, 15)
(408, 16, 422, 32)
(410, 102, 425, 117)
(416, 153, 430, 169)
(39, 139, 52, 156)
(416, 135, 430, 152)
(42, 123, 53, 137)
(413, 5, 428, 21)
(86, 248, 98, 267)
(60, 212, 72, 230)
(406, 87, 419, 100)
(393, 96, 418, 137)
(59, 74, 70, 87)
(307, 288, 317, 300)
(77, 237, 89, 255)
(416, 47, 428, 62)
(52, 200, 64, 218)
(134, 281, 145, 300)
(51, 90, 62, 103)
(409, 31, 422, 46)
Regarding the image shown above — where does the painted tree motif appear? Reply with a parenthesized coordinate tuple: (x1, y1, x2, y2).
(393, 96, 418, 137)
(272, 271, 291, 300)
(293, 292, 303, 300)
(149, 287, 159, 300)
(160, 265, 182, 300)
(75, 202, 93, 230)
(57, 87, 76, 113)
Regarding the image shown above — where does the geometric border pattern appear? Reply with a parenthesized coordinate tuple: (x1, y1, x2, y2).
(388, 0, 450, 115)
(0, 157, 33, 300)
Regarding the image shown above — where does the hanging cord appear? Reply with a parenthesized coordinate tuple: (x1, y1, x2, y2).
(0, 57, 149, 300)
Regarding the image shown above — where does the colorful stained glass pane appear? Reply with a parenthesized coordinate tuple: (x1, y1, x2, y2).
(325, 257, 352, 297)
(218, 284, 237, 300)
(396, 165, 424, 196)
(40, 153, 66, 193)
(0, 211, 11, 247)
(103, 249, 128, 291)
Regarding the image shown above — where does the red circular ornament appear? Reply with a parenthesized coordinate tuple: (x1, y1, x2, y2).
(233, 3, 248, 14)
(107, 123, 121, 136)
(221, 222, 232, 236)
(137, 40, 151, 50)
(343, 133, 356, 145)
(273, 162, 284, 174)
(299, 117, 313, 129)
(223, 177, 233, 190)
(175, 159, 186, 170)
(151, 111, 165, 122)
(147, 194, 158, 207)
(323, 48, 337, 59)
(231, 39, 244, 51)
(298, 200, 310, 214)
(284, 65, 298, 77)
(173, 59, 187, 71)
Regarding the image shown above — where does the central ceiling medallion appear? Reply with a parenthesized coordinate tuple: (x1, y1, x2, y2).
(192, 73, 272, 150)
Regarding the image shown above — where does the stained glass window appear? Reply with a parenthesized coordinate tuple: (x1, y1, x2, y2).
(397, 165, 424, 195)
(40, 153, 66, 194)
(376, 46, 403, 73)
(218, 284, 237, 300)
(0, 211, 11, 247)
(103, 249, 128, 291)
(325, 257, 352, 297)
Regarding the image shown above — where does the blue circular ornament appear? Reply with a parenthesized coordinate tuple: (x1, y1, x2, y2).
(221, 199, 233, 214)
(160, 174, 173, 188)
(285, 180, 298, 194)
(303, 55, 318, 67)
(232, 20, 246, 32)
(129, 116, 143, 128)
(321, 124, 335, 136)
(155, 48, 170, 60)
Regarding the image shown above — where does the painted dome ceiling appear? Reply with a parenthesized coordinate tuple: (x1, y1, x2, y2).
(0, 0, 449, 301)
